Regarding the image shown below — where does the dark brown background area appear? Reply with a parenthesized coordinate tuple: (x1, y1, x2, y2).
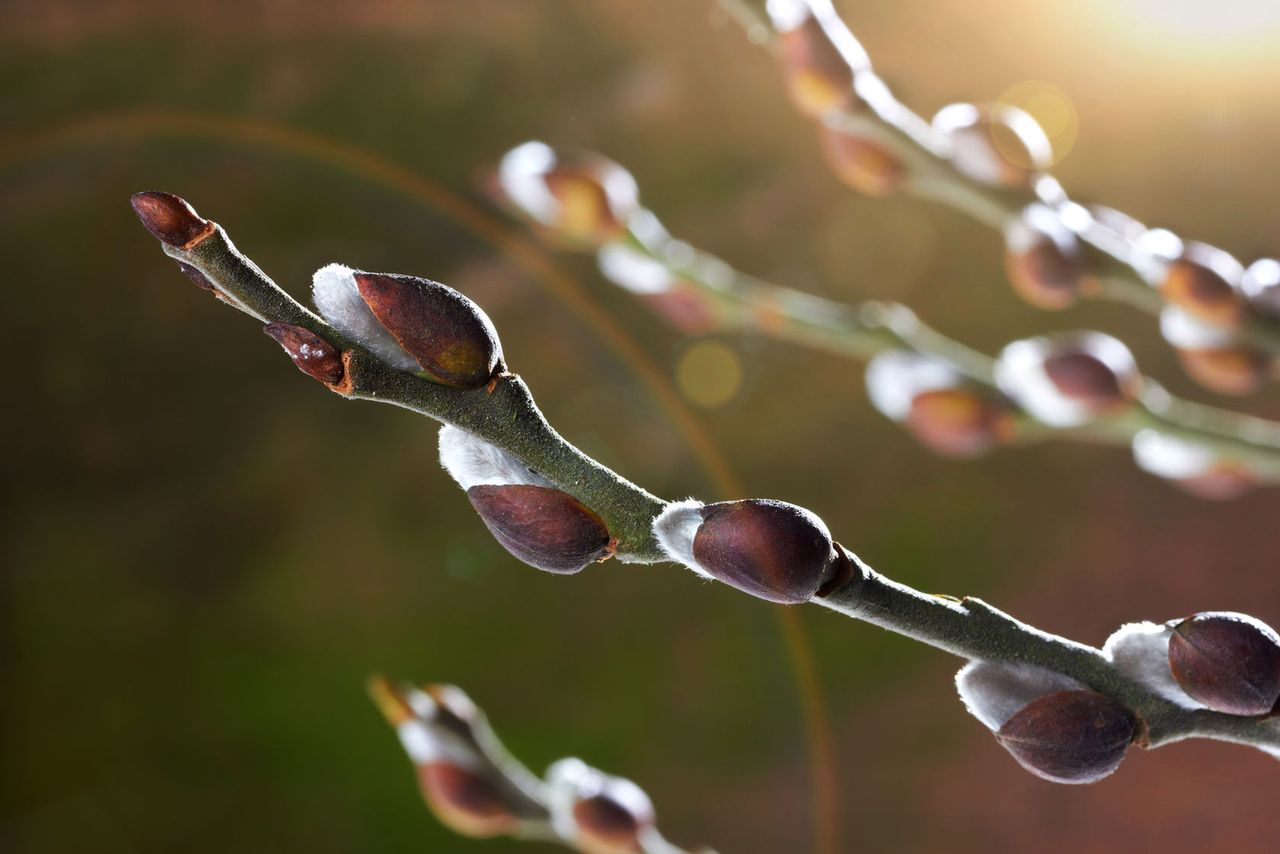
(3, 1, 1279, 851)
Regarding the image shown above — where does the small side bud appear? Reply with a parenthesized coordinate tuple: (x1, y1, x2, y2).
(1242, 258, 1280, 320)
(932, 103, 1051, 187)
(547, 758, 655, 854)
(654, 498, 841, 604)
(129, 191, 214, 249)
(1131, 429, 1255, 500)
(497, 142, 638, 247)
(1004, 204, 1093, 310)
(817, 124, 904, 197)
(865, 351, 1009, 457)
(995, 690, 1136, 785)
(995, 332, 1139, 427)
(174, 261, 216, 291)
(352, 272, 503, 389)
(1168, 612, 1280, 716)
(1176, 346, 1268, 396)
(770, 0, 868, 118)
(263, 323, 346, 386)
(1159, 243, 1245, 329)
(440, 426, 613, 574)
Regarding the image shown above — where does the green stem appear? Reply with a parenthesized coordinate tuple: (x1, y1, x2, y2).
(148, 210, 1280, 766)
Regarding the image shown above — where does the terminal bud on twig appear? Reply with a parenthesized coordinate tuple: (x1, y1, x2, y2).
(932, 103, 1051, 187)
(865, 350, 1010, 457)
(817, 123, 904, 197)
(1159, 243, 1246, 329)
(130, 191, 215, 249)
(547, 758, 656, 854)
(768, 0, 868, 118)
(653, 498, 847, 604)
(368, 677, 520, 838)
(1168, 612, 1280, 716)
(1004, 204, 1094, 309)
(496, 141, 639, 247)
(440, 426, 614, 574)
(955, 661, 1136, 784)
(263, 323, 346, 387)
(1131, 429, 1255, 500)
(995, 332, 1139, 427)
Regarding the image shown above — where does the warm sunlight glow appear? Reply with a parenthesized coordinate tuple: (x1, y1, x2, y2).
(1117, 0, 1280, 42)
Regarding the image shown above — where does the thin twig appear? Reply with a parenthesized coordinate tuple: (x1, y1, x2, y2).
(721, 0, 1280, 363)
(137, 197, 1280, 760)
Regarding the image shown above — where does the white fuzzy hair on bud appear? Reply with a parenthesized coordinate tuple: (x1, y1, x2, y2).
(864, 350, 961, 422)
(1103, 622, 1205, 710)
(545, 758, 654, 842)
(597, 244, 674, 295)
(994, 332, 1135, 428)
(933, 103, 1051, 184)
(1159, 305, 1236, 349)
(652, 499, 713, 580)
(1131, 429, 1217, 481)
(395, 718, 483, 769)
(498, 141, 560, 226)
(311, 263, 419, 372)
(955, 661, 1088, 732)
(1005, 203, 1078, 255)
(439, 424, 553, 491)
(1130, 228, 1183, 286)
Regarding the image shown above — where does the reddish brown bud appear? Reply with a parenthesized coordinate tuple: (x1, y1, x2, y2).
(467, 484, 613, 574)
(496, 143, 638, 248)
(776, 15, 860, 118)
(1177, 347, 1267, 396)
(572, 794, 645, 853)
(1042, 350, 1130, 411)
(1160, 245, 1245, 328)
(130, 191, 214, 249)
(904, 388, 1011, 458)
(417, 762, 516, 838)
(691, 499, 838, 604)
(263, 323, 345, 386)
(1169, 612, 1280, 716)
(995, 690, 1136, 784)
(817, 124, 904, 197)
(1004, 205, 1093, 310)
(541, 166, 629, 246)
(352, 272, 502, 390)
(933, 103, 1051, 187)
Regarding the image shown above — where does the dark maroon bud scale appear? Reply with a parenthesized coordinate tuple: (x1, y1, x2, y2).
(353, 272, 502, 390)
(996, 690, 1136, 784)
(467, 484, 612, 574)
(692, 499, 838, 604)
(1169, 612, 1280, 716)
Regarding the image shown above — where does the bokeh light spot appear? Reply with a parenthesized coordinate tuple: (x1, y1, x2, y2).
(998, 81, 1079, 165)
(675, 340, 743, 409)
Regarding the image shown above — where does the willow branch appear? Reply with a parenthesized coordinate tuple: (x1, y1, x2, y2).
(368, 677, 703, 853)
(722, 0, 1280, 367)
(134, 194, 1280, 774)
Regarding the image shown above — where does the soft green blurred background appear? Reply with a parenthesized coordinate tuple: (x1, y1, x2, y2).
(4, 1, 1280, 851)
